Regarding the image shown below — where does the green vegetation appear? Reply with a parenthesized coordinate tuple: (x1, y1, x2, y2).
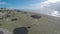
(0, 10, 3, 12)
(0, 10, 6, 13)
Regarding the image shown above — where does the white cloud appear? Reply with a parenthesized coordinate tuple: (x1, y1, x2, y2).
(25, 0, 60, 16)
(26, 0, 60, 9)
(40, 0, 60, 8)
(48, 0, 60, 3)
(0, 2, 7, 4)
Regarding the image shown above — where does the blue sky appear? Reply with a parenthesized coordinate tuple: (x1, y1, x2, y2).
(0, 0, 60, 16)
(0, 0, 46, 9)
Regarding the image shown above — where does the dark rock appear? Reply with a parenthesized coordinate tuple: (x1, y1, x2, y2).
(3, 14, 11, 19)
(24, 12, 27, 14)
(0, 31, 4, 34)
(11, 18, 18, 21)
(13, 27, 28, 34)
(27, 26, 31, 28)
(17, 10, 22, 12)
(0, 24, 2, 26)
(6, 15, 11, 17)
(0, 18, 3, 20)
(31, 15, 41, 19)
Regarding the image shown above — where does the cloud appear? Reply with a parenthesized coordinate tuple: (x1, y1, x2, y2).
(19, 0, 60, 10)
(45, 1, 60, 11)
(23, 0, 60, 16)
(41, 0, 60, 15)
(48, 0, 60, 3)
(16, 0, 60, 16)
(28, 0, 60, 9)
(0, 2, 7, 4)
(41, 0, 60, 8)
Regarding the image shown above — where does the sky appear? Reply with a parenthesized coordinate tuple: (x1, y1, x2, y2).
(0, 0, 46, 9)
(0, 0, 60, 16)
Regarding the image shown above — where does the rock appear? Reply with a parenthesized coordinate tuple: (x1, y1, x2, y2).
(6, 15, 11, 17)
(0, 31, 4, 34)
(0, 24, 2, 26)
(0, 28, 12, 34)
(13, 27, 28, 34)
(31, 15, 41, 19)
(27, 26, 31, 28)
(0, 18, 3, 20)
(11, 18, 18, 21)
